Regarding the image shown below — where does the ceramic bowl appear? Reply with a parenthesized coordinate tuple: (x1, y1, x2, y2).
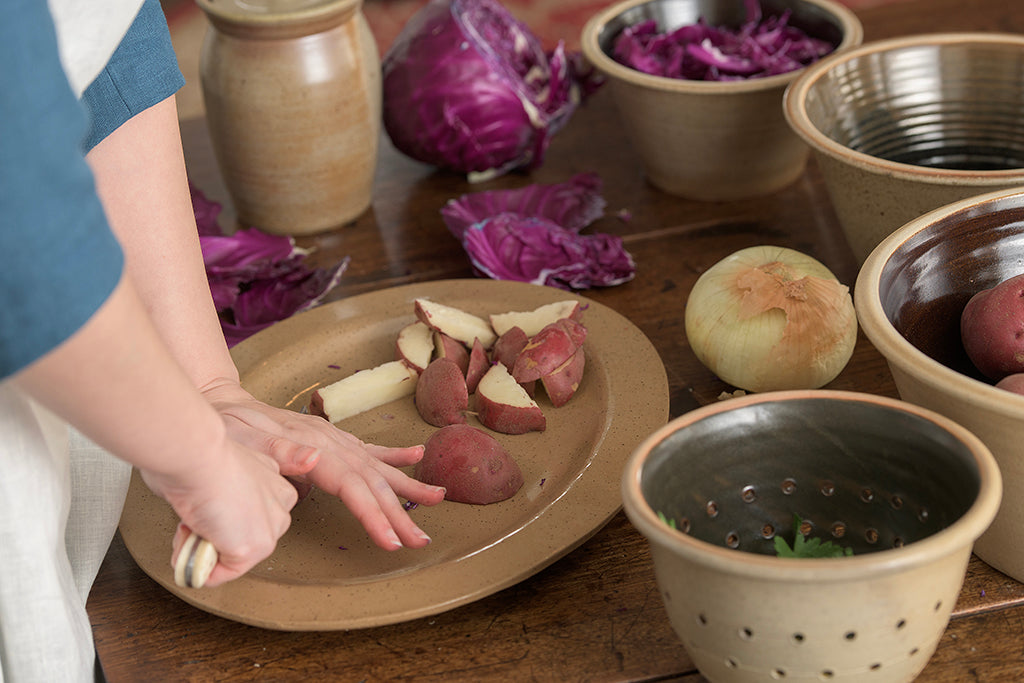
(785, 33, 1024, 263)
(580, 0, 862, 201)
(622, 390, 1001, 683)
(856, 186, 1024, 584)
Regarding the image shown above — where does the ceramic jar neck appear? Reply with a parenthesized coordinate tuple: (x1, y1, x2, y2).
(197, 0, 361, 40)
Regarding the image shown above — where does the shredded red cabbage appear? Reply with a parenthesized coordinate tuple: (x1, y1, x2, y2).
(190, 183, 348, 346)
(382, 0, 601, 181)
(612, 0, 833, 80)
(440, 173, 635, 290)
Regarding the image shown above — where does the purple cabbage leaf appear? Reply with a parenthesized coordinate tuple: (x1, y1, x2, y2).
(441, 173, 635, 290)
(190, 183, 349, 347)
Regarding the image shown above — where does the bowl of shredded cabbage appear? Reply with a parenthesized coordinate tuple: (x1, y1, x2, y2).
(785, 33, 1024, 263)
(580, 0, 862, 200)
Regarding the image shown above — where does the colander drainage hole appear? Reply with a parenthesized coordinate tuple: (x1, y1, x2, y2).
(741, 485, 757, 503)
(865, 528, 879, 544)
(820, 480, 836, 496)
(725, 532, 740, 548)
(761, 523, 776, 539)
(706, 500, 719, 518)
(781, 478, 797, 495)
(890, 494, 904, 510)
(860, 488, 874, 503)
(830, 522, 846, 538)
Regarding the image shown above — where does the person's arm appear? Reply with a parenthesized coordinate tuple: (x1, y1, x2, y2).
(13, 274, 304, 587)
(87, 95, 444, 550)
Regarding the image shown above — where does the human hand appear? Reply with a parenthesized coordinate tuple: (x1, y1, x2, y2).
(199, 378, 446, 551)
(141, 436, 299, 588)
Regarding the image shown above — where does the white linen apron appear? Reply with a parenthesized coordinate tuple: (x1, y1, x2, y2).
(1, 2, 144, 680)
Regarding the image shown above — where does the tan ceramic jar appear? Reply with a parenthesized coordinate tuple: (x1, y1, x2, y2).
(197, 0, 380, 235)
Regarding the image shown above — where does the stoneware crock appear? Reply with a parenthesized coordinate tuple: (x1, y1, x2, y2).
(198, 0, 381, 235)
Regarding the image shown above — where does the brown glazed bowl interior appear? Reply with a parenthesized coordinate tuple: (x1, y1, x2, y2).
(875, 191, 1024, 381)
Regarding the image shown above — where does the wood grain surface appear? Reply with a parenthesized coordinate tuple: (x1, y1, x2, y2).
(89, 0, 1024, 680)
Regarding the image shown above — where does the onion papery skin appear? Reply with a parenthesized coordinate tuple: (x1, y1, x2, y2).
(684, 245, 857, 392)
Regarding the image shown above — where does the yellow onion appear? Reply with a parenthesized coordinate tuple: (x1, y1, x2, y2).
(684, 245, 857, 392)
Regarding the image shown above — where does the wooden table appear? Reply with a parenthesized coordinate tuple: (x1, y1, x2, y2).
(88, 0, 1024, 679)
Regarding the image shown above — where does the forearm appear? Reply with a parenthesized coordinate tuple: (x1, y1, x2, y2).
(13, 274, 228, 483)
(86, 94, 238, 390)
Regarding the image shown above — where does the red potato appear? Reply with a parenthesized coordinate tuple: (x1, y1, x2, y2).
(540, 347, 585, 407)
(394, 320, 435, 373)
(475, 363, 546, 434)
(550, 317, 587, 347)
(996, 372, 1024, 395)
(433, 331, 470, 375)
(511, 323, 579, 384)
(492, 326, 529, 369)
(414, 424, 524, 504)
(415, 358, 469, 427)
(308, 360, 418, 423)
(415, 298, 497, 348)
(961, 273, 1024, 381)
(489, 300, 583, 338)
(465, 338, 489, 394)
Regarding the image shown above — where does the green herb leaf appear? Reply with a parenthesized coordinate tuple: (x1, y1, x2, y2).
(775, 514, 853, 558)
(657, 511, 677, 530)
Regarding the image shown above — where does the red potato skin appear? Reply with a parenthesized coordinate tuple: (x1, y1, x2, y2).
(434, 331, 470, 375)
(540, 347, 585, 407)
(414, 358, 469, 427)
(551, 317, 587, 347)
(511, 324, 578, 384)
(996, 372, 1024, 395)
(961, 273, 1024, 381)
(414, 425, 524, 504)
(308, 390, 327, 418)
(475, 392, 546, 434)
(465, 338, 489, 394)
(492, 327, 529, 369)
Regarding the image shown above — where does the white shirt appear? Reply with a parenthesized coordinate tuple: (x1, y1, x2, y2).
(46, 0, 145, 97)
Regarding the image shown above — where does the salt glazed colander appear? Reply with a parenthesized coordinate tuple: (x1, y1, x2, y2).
(622, 390, 1001, 683)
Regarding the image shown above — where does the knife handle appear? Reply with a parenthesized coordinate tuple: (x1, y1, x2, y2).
(173, 530, 219, 589)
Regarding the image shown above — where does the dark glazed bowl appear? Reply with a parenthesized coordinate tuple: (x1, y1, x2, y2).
(785, 33, 1024, 263)
(856, 186, 1024, 583)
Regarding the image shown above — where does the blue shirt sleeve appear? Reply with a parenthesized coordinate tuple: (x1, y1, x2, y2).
(82, 0, 186, 153)
(0, 0, 184, 380)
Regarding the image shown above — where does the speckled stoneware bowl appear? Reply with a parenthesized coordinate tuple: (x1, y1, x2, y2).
(622, 390, 1001, 683)
(580, 0, 862, 201)
(785, 33, 1024, 263)
(856, 186, 1024, 584)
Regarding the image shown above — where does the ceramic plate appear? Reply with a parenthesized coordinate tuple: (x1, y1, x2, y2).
(119, 279, 669, 630)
